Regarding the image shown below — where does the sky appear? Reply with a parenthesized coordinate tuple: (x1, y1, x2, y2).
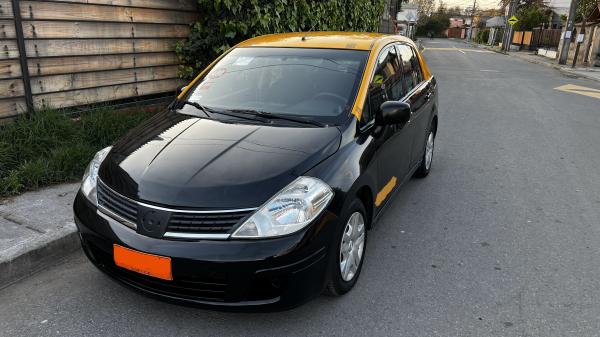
(440, 0, 571, 10)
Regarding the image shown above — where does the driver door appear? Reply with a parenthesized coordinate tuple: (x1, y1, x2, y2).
(369, 44, 413, 209)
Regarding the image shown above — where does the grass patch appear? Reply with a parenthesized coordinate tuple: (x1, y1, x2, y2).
(0, 107, 153, 198)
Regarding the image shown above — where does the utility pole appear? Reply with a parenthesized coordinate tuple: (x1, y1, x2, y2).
(502, 0, 517, 52)
(468, 0, 477, 42)
(558, 0, 579, 64)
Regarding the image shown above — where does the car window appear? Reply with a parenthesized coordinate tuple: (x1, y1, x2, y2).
(363, 45, 403, 125)
(185, 47, 368, 125)
(396, 44, 420, 95)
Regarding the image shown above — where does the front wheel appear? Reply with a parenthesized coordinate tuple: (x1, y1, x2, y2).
(325, 200, 368, 296)
(414, 128, 435, 178)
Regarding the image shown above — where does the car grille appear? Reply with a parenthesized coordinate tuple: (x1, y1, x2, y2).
(167, 211, 252, 234)
(97, 180, 255, 237)
(97, 180, 138, 227)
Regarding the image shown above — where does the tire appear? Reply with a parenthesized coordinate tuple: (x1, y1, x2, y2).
(414, 126, 435, 178)
(325, 199, 368, 296)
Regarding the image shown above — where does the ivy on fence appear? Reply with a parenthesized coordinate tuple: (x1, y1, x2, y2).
(176, 0, 386, 78)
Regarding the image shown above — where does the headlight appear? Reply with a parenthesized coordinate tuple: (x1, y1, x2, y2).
(232, 177, 334, 239)
(81, 146, 112, 205)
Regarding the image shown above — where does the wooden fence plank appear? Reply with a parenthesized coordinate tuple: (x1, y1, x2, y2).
(34, 78, 182, 108)
(0, 77, 24, 97)
(41, 0, 197, 11)
(21, 1, 198, 24)
(1, 19, 16, 38)
(25, 39, 179, 57)
(31, 65, 178, 94)
(28, 52, 179, 76)
(0, 98, 26, 118)
(0, 0, 14, 19)
(0, 59, 21, 78)
(0, 39, 20, 59)
(23, 21, 190, 39)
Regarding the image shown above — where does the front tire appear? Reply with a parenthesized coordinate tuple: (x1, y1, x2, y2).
(414, 127, 435, 178)
(325, 199, 368, 296)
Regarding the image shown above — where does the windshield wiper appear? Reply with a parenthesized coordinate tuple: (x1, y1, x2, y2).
(176, 101, 259, 123)
(229, 109, 326, 127)
(177, 100, 211, 118)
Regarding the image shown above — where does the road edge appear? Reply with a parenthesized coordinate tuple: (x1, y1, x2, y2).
(0, 225, 80, 289)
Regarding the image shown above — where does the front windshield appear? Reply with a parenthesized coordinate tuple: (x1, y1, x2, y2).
(185, 47, 369, 123)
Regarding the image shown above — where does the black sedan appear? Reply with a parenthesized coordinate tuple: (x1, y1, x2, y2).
(74, 32, 438, 310)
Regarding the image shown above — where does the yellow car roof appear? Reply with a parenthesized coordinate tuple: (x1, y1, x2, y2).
(235, 32, 414, 51)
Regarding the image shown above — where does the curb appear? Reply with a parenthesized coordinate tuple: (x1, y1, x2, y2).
(508, 52, 600, 83)
(0, 224, 80, 289)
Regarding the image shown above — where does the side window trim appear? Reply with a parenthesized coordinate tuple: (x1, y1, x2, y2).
(365, 42, 404, 94)
(410, 45, 424, 84)
(359, 42, 399, 129)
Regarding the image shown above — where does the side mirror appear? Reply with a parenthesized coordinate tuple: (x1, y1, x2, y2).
(378, 101, 411, 126)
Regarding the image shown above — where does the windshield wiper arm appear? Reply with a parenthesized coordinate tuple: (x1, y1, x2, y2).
(229, 109, 325, 127)
(177, 101, 260, 123)
(178, 100, 211, 118)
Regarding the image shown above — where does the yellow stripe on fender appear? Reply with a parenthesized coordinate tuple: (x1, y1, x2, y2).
(375, 176, 397, 207)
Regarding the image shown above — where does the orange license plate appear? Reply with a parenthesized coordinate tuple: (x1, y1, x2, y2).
(113, 244, 172, 281)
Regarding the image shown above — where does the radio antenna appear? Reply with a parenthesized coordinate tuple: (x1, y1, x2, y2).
(302, 22, 318, 41)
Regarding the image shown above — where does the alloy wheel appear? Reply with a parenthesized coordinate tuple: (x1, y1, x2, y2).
(339, 212, 366, 282)
(425, 132, 434, 170)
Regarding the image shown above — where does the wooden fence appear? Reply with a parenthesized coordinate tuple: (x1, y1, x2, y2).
(0, 0, 197, 119)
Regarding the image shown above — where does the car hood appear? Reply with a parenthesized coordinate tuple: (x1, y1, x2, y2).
(98, 110, 341, 209)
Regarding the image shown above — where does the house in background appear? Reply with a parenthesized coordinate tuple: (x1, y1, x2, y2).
(396, 2, 419, 39)
(381, 0, 402, 33)
(486, 16, 506, 45)
(447, 17, 466, 38)
(549, 7, 568, 29)
(548, 0, 569, 29)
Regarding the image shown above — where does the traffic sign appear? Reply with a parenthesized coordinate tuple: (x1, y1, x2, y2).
(508, 15, 518, 26)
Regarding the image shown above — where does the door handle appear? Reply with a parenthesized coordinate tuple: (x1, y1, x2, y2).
(425, 92, 432, 100)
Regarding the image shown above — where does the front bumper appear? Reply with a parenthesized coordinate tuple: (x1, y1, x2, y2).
(73, 192, 338, 311)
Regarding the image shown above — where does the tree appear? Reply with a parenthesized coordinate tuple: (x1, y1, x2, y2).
(447, 6, 463, 16)
(513, 4, 550, 30)
(414, 0, 436, 18)
(416, 1, 452, 36)
(576, 0, 599, 22)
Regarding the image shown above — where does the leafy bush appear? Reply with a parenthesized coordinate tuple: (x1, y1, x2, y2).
(514, 4, 550, 31)
(0, 108, 152, 197)
(176, 0, 386, 78)
(476, 29, 490, 44)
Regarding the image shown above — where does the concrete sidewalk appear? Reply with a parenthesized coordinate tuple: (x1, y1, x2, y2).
(0, 183, 80, 288)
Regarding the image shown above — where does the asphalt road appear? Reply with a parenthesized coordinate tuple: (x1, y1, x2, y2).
(2, 38, 600, 337)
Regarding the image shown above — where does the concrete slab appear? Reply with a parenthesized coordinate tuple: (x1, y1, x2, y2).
(0, 183, 81, 288)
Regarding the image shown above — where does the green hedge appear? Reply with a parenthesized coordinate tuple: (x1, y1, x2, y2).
(176, 0, 386, 78)
(0, 108, 151, 197)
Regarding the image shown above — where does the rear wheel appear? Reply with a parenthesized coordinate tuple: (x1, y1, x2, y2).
(325, 200, 367, 296)
(414, 127, 435, 178)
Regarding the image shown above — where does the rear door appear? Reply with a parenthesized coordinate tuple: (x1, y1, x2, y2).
(396, 44, 434, 167)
